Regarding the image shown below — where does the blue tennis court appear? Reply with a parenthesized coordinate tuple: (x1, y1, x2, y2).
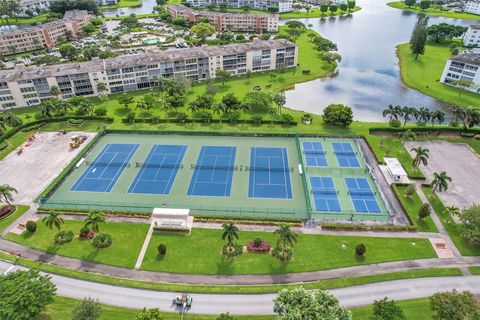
(248, 147, 293, 199)
(187, 146, 236, 197)
(303, 141, 327, 167)
(345, 177, 381, 213)
(128, 145, 187, 195)
(333, 142, 360, 168)
(71, 143, 138, 193)
(310, 176, 341, 212)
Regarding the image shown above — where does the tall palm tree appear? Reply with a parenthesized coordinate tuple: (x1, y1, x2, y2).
(411, 146, 429, 170)
(221, 223, 239, 250)
(0, 118, 5, 134)
(83, 211, 105, 233)
(382, 105, 402, 124)
(41, 212, 64, 231)
(50, 85, 61, 99)
(0, 184, 17, 205)
(430, 110, 445, 126)
(462, 107, 480, 130)
(401, 106, 417, 127)
(431, 171, 452, 193)
(417, 107, 431, 123)
(272, 92, 286, 115)
(448, 105, 464, 126)
(55, 100, 73, 115)
(78, 101, 94, 116)
(274, 224, 298, 260)
(213, 103, 226, 116)
(40, 100, 58, 118)
(187, 102, 200, 115)
(1, 113, 22, 127)
(399, 129, 416, 146)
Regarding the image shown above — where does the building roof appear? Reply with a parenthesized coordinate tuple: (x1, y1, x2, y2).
(384, 158, 408, 177)
(165, 3, 278, 18)
(450, 52, 480, 66)
(469, 25, 480, 30)
(63, 10, 90, 21)
(0, 39, 296, 82)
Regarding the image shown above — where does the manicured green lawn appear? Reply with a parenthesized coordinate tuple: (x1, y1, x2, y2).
(352, 298, 432, 320)
(38, 296, 273, 320)
(0, 14, 50, 26)
(392, 185, 438, 233)
(99, 0, 141, 9)
(0, 130, 34, 160)
(0, 205, 29, 233)
(397, 40, 480, 109)
(469, 266, 480, 275)
(387, 1, 480, 20)
(280, 6, 361, 19)
(5, 220, 150, 268)
(422, 186, 480, 256)
(141, 228, 436, 275)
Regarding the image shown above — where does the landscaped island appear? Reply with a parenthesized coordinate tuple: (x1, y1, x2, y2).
(387, 1, 480, 20)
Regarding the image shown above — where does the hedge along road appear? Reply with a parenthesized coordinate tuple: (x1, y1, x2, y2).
(2, 260, 480, 315)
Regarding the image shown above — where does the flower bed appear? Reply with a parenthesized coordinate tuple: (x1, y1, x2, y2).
(246, 239, 271, 253)
(0, 205, 14, 219)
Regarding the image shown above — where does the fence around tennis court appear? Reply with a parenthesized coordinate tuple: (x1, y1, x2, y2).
(41, 199, 309, 219)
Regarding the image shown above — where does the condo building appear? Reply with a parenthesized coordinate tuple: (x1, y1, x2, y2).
(0, 10, 92, 56)
(464, 1, 480, 15)
(0, 39, 297, 109)
(185, 0, 293, 13)
(440, 52, 480, 92)
(464, 25, 480, 47)
(165, 4, 279, 33)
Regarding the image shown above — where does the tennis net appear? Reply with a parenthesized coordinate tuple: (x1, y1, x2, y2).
(190, 164, 239, 170)
(311, 188, 338, 195)
(245, 166, 294, 172)
(135, 162, 184, 169)
(334, 150, 357, 155)
(86, 161, 131, 167)
(348, 189, 375, 195)
(303, 150, 326, 155)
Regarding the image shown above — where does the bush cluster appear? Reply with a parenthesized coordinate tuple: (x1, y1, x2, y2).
(271, 246, 293, 261)
(221, 243, 243, 257)
(92, 233, 113, 249)
(26, 221, 37, 233)
(157, 243, 167, 256)
(79, 226, 95, 239)
(54, 230, 74, 245)
(246, 238, 271, 253)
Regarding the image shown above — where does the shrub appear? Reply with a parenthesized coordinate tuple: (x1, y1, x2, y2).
(253, 237, 263, 247)
(92, 233, 113, 249)
(221, 243, 243, 257)
(94, 108, 107, 116)
(79, 226, 95, 239)
(26, 221, 37, 233)
(272, 246, 292, 261)
(418, 203, 431, 221)
(157, 243, 167, 256)
(54, 230, 74, 245)
(322, 104, 353, 127)
(390, 119, 401, 128)
(355, 243, 366, 256)
(302, 70, 311, 74)
(247, 239, 271, 253)
(0, 141, 7, 150)
(67, 118, 85, 125)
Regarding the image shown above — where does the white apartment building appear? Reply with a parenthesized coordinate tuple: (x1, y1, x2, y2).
(464, 1, 480, 15)
(165, 4, 279, 33)
(0, 39, 297, 109)
(464, 25, 480, 47)
(19, 0, 51, 15)
(186, 0, 293, 13)
(440, 52, 480, 92)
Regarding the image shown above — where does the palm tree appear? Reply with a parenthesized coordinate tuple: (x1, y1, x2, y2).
(40, 100, 58, 118)
(213, 103, 226, 116)
(0, 184, 17, 205)
(41, 212, 64, 231)
(55, 100, 73, 115)
(411, 146, 429, 170)
(399, 129, 416, 146)
(1, 113, 22, 127)
(417, 107, 431, 123)
(83, 211, 105, 233)
(401, 106, 417, 127)
(78, 101, 94, 116)
(382, 105, 402, 124)
(221, 223, 239, 251)
(50, 85, 61, 98)
(462, 107, 480, 130)
(274, 224, 298, 260)
(0, 118, 5, 134)
(272, 92, 286, 115)
(430, 110, 445, 126)
(444, 206, 461, 219)
(187, 102, 200, 115)
(431, 171, 452, 193)
(448, 105, 464, 126)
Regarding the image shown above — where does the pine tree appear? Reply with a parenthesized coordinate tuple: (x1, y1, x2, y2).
(410, 15, 429, 60)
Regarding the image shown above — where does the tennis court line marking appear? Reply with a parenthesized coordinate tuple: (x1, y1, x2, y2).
(344, 177, 379, 214)
(310, 176, 341, 213)
(105, 144, 139, 192)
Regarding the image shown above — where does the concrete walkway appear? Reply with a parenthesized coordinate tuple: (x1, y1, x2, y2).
(1, 239, 479, 285)
(134, 223, 154, 270)
(1, 260, 480, 315)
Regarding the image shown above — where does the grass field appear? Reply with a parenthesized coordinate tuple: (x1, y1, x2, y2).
(422, 186, 480, 256)
(392, 185, 438, 233)
(470, 266, 480, 275)
(0, 14, 50, 26)
(397, 40, 480, 109)
(99, 0, 141, 8)
(140, 228, 436, 274)
(280, 6, 361, 19)
(352, 298, 432, 320)
(387, 1, 480, 20)
(0, 205, 29, 233)
(5, 220, 150, 268)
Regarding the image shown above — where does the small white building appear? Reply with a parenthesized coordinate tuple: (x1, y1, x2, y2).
(464, 1, 480, 15)
(278, 0, 293, 12)
(464, 25, 480, 47)
(384, 158, 408, 183)
(151, 208, 193, 232)
(440, 52, 480, 93)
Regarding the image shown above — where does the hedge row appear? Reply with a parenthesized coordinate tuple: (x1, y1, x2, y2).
(194, 217, 302, 227)
(0, 116, 114, 145)
(193, 214, 303, 224)
(121, 118, 298, 126)
(37, 208, 150, 218)
(369, 126, 480, 135)
(321, 223, 417, 232)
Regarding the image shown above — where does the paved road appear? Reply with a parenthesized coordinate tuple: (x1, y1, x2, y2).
(2, 260, 480, 315)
